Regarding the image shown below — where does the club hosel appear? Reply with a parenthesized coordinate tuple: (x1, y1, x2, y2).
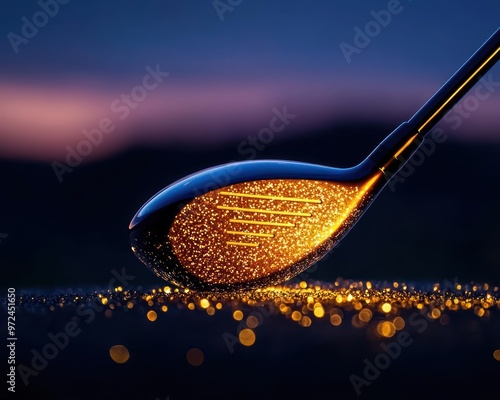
(365, 122, 423, 175)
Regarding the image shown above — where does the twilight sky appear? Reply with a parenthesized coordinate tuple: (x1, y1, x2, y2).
(1, 0, 499, 162)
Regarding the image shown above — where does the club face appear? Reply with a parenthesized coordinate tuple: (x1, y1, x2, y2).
(130, 160, 385, 291)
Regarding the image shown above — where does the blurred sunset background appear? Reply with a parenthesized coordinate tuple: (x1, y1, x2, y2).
(1, 0, 499, 163)
(1, 0, 500, 290)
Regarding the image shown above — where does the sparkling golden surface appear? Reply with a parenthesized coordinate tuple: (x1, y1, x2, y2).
(20, 279, 499, 335)
(14, 279, 500, 361)
(169, 176, 382, 285)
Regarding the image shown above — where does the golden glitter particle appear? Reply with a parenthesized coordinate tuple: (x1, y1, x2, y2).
(148, 300, 154, 307)
(351, 314, 365, 328)
(291, 311, 302, 321)
(207, 306, 215, 315)
(377, 321, 396, 338)
(216, 302, 223, 310)
(161, 305, 168, 312)
(300, 316, 312, 327)
(358, 309, 372, 322)
(381, 303, 392, 313)
(239, 329, 256, 346)
(233, 310, 244, 321)
(330, 314, 342, 326)
(127, 301, 134, 309)
(493, 350, 500, 361)
(430, 308, 441, 319)
(200, 298, 210, 309)
(393, 316, 405, 330)
(186, 348, 204, 366)
(313, 305, 325, 318)
(187, 302, 195, 310)
(168, 176, 382, 285)
(246, 315, 259, 328)
(299, 281, 308, 289)
(109, 345, 130, 364)
(147, 310, 158, 322)
(101, 297, 108, 305)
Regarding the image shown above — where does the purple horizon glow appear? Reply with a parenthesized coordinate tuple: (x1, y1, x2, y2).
(1, 75, 499, 162)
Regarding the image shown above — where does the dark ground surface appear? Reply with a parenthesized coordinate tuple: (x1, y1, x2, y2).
(4, 292, 500, 400)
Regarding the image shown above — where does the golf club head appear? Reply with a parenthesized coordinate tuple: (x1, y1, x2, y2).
(129, 159, 388, 291)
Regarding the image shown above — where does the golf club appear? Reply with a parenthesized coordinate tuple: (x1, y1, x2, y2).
(130, 28, 500, 291)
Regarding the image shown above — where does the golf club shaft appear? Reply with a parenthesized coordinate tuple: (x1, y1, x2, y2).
(367, 28, 500, 172)
(408, 27, 500, 135)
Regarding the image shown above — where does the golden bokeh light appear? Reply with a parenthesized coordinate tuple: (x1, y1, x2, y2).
(358, 308, 372, 322)
(147, 310, 157, 322)
(239, 329, 256, 346)
(186, 348, 204, 366)
(493, 350, 500, 361)
(233, 310, 244, 321)
(199, 298, 210, 309)
(109, 345, 130, 364)
(313, 304, 325, 318)
(246, 315, 259, 328)
(430, 308, 441, 319)
(291, 311, 302, 321)
(393, 316, 405, 330)
(381, 303, 392, 313)
(377, 321, 396, 338)
(330, 314, 342, 326)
